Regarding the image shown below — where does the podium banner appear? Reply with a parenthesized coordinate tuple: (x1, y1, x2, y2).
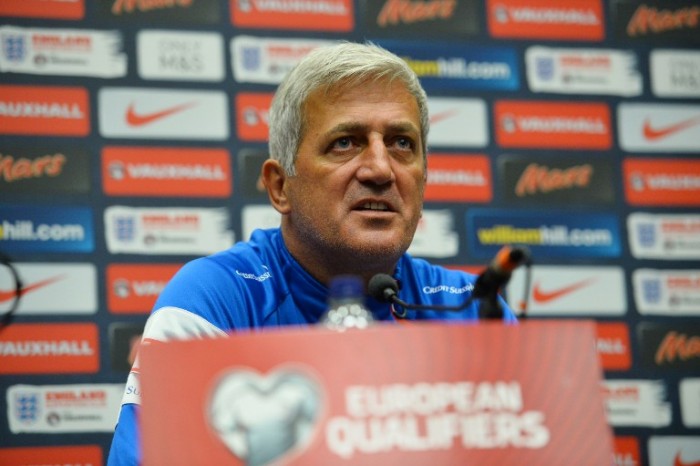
(139, 320, 613, 465)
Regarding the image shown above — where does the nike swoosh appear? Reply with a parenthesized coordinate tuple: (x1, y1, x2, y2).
(532, 277, 596, 304)
(0, 275, 64, 303)
(429, 108, 459, 125)
(643, 114, 700, 141)
(674, 452, 700, 466)
(125, 101, 196, 127)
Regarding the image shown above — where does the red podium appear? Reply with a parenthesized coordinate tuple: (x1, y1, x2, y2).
(139, 320, 613, 465)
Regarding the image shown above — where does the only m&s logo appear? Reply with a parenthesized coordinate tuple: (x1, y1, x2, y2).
(466, 208, 621, 258)
(0, 204, 93, 253)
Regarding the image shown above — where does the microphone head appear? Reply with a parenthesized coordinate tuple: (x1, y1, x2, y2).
(508, 245, 532, 266)
(494, 245, 532, 274)
(368, 274, 399, 303)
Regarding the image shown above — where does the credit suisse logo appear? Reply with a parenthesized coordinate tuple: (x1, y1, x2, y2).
(0, 446, 102, 466)
(107, 263, 181, 314)
(0, 0, 84, 19)
(468, 209, 621, 258)
(624, 158, 700, 206)
(495, 100, 611, 149)
(236, 92, 273, 142)
(0, 323, 99, 374)
(102, 147, 232, 198)
(363, 0, 480, 38)
(0, 85, 89, 136)
(499, 154, 615, 206)
(425, 154, 492, 203)
(0, 204, 94, 253)
(596, 322, 632, 371)
(230, 0, 354, 31)
(486, 0, 604, 41)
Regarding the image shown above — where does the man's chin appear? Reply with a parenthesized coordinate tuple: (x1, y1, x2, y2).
(343, 237, 408, 260)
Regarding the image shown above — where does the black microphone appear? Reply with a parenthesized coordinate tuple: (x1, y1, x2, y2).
(368, 273, 467, 317)
(472, 245, 531, 319)
(472, 245, 531, 299)
(368, 245, 531, 319)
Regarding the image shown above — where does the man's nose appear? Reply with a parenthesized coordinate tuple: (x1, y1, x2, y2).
(356, 137, 394, 185)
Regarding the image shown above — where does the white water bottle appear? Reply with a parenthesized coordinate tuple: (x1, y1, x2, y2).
(320, 275, 375, 331)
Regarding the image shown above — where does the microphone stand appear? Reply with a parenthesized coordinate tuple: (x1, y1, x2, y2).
(477, 294, 503, 320)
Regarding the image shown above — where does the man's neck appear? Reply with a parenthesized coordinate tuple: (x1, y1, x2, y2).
(279, 226, 399, 287)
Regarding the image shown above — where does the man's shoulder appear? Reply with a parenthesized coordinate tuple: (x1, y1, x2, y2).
(153, 228, 287, 330)
(186, 228, 283, 277)
(400, 254, 478, 284)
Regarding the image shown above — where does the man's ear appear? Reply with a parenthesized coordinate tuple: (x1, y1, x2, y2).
(262, 159, 291, 214)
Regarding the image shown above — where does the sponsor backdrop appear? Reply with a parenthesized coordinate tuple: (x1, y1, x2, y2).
(0, 0, 698, 464)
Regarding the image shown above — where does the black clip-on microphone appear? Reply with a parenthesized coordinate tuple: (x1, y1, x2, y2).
(368, 245, 531, 320)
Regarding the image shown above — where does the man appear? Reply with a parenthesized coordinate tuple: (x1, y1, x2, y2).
(107, 41, 516, 465)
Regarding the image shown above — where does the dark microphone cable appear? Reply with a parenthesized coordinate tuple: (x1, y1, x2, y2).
(368, 273, 474, 318)
(368, 245, 532, 320)
(0, 251, 23, 333)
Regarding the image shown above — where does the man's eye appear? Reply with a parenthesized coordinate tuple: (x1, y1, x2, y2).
(395, 137, 414, 150)
(333, 137, 353, 150)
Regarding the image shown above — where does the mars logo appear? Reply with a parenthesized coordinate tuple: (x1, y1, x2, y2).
(208, 368, 322, 465)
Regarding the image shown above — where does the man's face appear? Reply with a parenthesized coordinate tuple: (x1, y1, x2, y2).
(280, 78, 426, 276)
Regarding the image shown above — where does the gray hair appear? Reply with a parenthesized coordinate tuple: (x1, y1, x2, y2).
(268, 41, 429, 175)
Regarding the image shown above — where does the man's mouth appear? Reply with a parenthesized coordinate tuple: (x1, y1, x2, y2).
(359, 202, 390, 211)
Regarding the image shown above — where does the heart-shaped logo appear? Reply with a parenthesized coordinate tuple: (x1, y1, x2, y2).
(207, 367, 323, 466)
